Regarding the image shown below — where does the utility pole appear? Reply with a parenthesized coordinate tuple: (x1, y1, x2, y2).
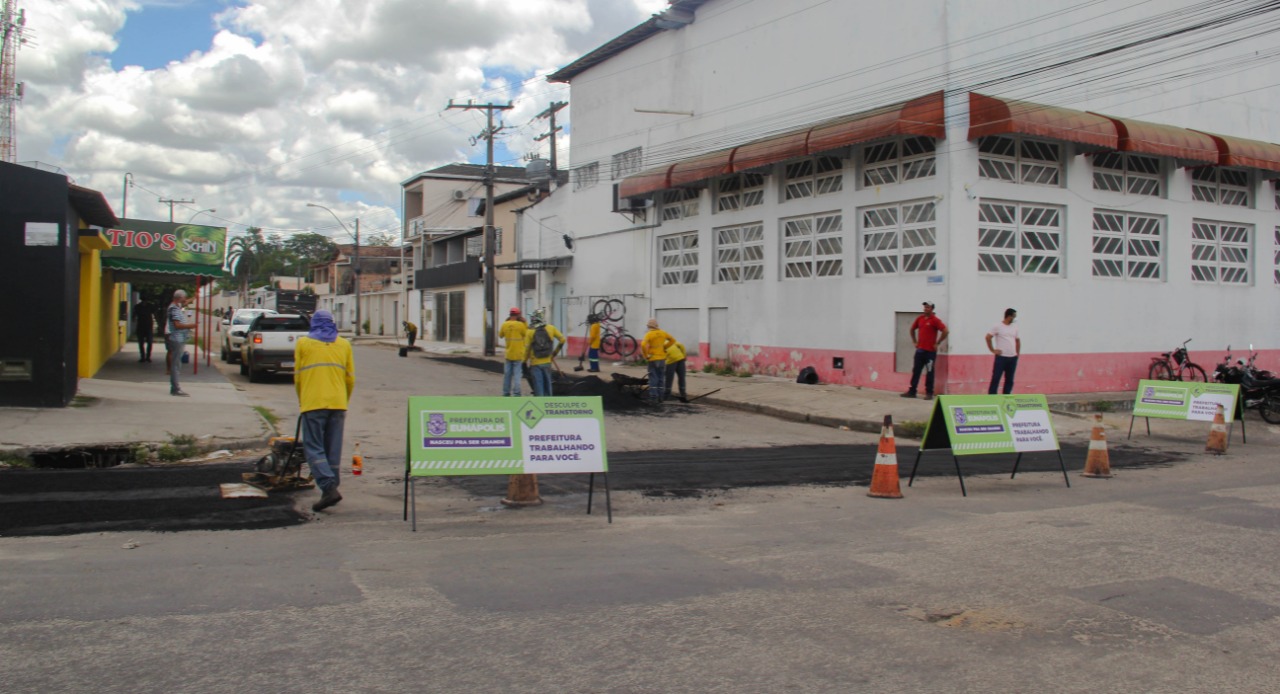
(446, 98, 512, 357)
(121, 173, 133, 218)
(353, 218, 361, 337)
(533, 101, 567, 177)
(159, 197, 195, 222)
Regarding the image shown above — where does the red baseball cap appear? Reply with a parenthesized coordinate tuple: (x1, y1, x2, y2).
(509, 307, 522, 315)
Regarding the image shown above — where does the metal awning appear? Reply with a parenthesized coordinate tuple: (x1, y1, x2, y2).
(1193, 130, 1280, 173)
(968, 93, 1118, 149)
(1100, 115, 1218, 164)
(101, 256, 225, 278)
(496, 256, 574, 271)
(617, 91, 947, 198)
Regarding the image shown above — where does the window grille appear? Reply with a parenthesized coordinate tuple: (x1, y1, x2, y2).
(1191, 220, 1251, 284)
(1091, 210, 1163, 280)
(859, 200, 937, 275)
(611, 147, 642, 180)
(1274, 227, 1280, 286)
(659, 231, 699, 286)
(716, 173, 766, 212)
(464, 229, 501, 258)
(573, 162, 599, 191)
(660, 188, 700, 221)
(1191, 167, 1250, 207)
(714, 223, 765, 283)
(784, 155, 843, 201)
(1092, 152, 1162, 197)
(977, 200, 1064, 276)
(782, 212, 843, 278)
(978, 136, 1062, 186)
(862, 137, 937, 187)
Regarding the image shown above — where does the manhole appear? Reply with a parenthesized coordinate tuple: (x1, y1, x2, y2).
(28, 446, 138, 469)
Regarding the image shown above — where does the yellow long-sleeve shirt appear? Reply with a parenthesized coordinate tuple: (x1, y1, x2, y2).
(665, 341, 687, 365)
(500, 318, 529, 361)
(589, 322, 601, 349)
(294, 336, 355, 412)
(641, 329, 674, 362)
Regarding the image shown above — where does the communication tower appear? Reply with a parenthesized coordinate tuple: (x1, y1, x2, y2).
(1, 0, 27, 163)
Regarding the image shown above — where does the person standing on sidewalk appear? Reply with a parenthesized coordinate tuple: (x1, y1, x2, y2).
(295, 310, 355, 512)
(586, 314, 602, 373)
(664, 338, 688, 403)
(499, 308, 528, 396)
(902, 301, 948, 400)
(165, 290, 197, 397)
(524, 311, 565, 397)
(135, 300, 154, 363)
(986, 308, 1021, 394)
(640, 318, 675, 405)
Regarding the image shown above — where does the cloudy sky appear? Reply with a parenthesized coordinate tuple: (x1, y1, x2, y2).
(19, 0, 667, 241)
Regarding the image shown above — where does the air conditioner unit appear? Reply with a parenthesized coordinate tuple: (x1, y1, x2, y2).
(452, 190, 468, 201)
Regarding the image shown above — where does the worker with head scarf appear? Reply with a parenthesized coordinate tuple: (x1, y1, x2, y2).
(294, 309, 355, 512)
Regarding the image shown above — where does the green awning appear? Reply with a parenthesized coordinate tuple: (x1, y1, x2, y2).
(101, 256, 226, 277)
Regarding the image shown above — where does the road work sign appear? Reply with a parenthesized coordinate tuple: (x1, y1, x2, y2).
(918, 394, 1061, 455)
(1130, 380, 1239, 423)
(406, 396, 607, 476)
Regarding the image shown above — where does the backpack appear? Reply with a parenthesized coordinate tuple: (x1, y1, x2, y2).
(531, 325, 554, 359)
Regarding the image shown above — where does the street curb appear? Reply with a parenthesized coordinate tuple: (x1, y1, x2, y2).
(703, 396, 886, 436)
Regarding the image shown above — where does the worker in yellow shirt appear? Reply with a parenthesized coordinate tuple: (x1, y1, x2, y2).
(587, 313, 602, 372)
(524, 310, 565, 397)
(499, 307, 528, 396)
(664, 339, 688, 403)
(294, 310, 355, 512)
(640, 318, 675, 405)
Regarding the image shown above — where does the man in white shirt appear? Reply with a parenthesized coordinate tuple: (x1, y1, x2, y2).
(985, 308, 1020, 395)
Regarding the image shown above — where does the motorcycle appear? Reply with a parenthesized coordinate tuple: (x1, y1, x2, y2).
(1213, 345, 1280, 424)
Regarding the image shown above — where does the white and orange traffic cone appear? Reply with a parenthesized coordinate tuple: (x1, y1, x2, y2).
(868, 415, 903, 499)
(1082, 413, 1112, 478)
(1205, 403, 1228, 455)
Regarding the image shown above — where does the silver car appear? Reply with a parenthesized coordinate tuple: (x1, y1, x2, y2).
(220, 308, 277, 363)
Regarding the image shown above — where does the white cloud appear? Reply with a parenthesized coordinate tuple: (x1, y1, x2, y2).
(17, 0, 652, 233)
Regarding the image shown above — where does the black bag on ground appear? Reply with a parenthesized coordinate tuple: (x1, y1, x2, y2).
(797, 366, 819, 385)
(531, 325, 554, 359)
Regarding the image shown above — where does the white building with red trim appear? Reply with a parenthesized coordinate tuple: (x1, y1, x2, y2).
(517, 0, 1280, 394)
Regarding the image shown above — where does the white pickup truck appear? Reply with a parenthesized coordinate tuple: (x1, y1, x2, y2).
(238, 314, 311, 383)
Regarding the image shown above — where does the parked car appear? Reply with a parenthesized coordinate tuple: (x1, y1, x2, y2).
(239, 314, 310, 383)
(221, 308, 278, 363)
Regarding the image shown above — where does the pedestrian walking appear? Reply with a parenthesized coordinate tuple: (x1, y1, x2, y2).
(640, 318, 675, 405)
(664, 338, 688, 402)
(587, 313, 602, 373)
(134, 300, 154, 363)
(164, 290, 196, 397)
(499, 308, 528, 396)
(902, 301, 948, 399)
(986, 308, 1021, 394)
(294, 310, 355, 512)
(403, 321, 417, 348)
(524, 311, 565, 397)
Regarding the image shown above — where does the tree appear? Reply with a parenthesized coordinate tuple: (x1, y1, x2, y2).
(226, 227, 265, 307)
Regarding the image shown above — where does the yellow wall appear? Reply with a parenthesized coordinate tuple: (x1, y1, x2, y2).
(77, 232, 122, 378)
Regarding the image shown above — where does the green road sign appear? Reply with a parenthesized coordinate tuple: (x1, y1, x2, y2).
(1131, 380, 1239, 423)
(406, 396, 607, 476)
(920, 394, 1060, 455)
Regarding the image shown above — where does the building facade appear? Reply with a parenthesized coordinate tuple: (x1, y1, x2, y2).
(518, 0, 1280, 393)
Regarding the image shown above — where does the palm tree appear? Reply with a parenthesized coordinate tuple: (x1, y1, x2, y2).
(226, 227, 264, 307)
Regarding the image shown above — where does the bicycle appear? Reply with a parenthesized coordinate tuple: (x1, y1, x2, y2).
(599, 320, 638, 359)
(1148, 338, 1206, 382)
(592, 298, 626, 322)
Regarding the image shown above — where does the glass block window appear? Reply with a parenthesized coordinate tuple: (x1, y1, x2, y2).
(573, 162, 599, 191)
(1091, 210, 1163, 280)
(978, 136, 1062, 186)
(782, 212, 843, 278)
(716, 173, 766, 212)
(784, 155, 843, 201)
(859, 200, 938, 275)
(611, 147, 642, 180)
(714, 223, 765, 283)
(862, 137, 937, 187)
(659, 231, 699, 286)
(1191, 220, 1251, 284)
(977, 200, 1064, 275)
(1092, 152, 1163, 196)
(1191, 167, 1250, 207)
(660, 188, 700, 222)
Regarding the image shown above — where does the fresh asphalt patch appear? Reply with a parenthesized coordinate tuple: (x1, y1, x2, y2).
(0, 461, 308, 537)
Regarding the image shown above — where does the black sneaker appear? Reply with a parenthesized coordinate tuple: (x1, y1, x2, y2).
(923, 393, 935, 400)
(900, 391, 917, 398)
(171, 390, 190, 397)
(312, 489, 343, 512)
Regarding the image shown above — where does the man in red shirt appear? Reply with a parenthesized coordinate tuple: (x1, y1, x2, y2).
(902, 301, 949, 399)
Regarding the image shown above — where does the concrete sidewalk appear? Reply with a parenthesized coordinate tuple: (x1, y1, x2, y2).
(0, 336, 1132, 455)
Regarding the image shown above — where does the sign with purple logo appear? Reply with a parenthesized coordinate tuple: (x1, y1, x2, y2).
(421, 410, 513, 448)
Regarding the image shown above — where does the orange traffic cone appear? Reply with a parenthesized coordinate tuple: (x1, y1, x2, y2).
(868, 415, 903, 499)
(1205, 403, 1228, 455)
(1082, 413, 1112, 478)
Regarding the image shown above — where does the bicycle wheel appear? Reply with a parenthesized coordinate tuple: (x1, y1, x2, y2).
(592, 299, 625, 322)
(1179, 363, 1207, 383)
(600, 333, 619, 356)
(1261, 393, 1280, 425)
(614, 333, 638, 360)
(1148, 361, 1173, 381)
